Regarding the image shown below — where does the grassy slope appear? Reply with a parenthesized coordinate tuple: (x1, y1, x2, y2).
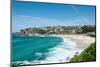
(70, 42, 96, 62)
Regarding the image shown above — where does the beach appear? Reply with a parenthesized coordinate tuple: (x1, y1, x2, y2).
(60, 34, 95, 49)
(12, 34, 95, 65)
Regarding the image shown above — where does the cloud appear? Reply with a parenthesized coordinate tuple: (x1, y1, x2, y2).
(17, 15, 90, 27)
(19, 15, 31, 18)
(31, 17, 64, 26)
(13, 15, 91, 32)
(30, 16, 90, 26)
(71, 6, 90, 24)
(71, 5, 79, 15)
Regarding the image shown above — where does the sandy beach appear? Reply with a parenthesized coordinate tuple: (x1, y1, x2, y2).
(61, 34, 95, 49)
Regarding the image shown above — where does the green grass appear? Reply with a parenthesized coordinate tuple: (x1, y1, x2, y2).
(70, 42, 96, 62)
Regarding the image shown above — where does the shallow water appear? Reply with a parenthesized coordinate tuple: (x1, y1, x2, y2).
(12, 34, 81, 65)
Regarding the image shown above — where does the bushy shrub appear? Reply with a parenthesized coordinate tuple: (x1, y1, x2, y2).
(70, 42, 96, 62)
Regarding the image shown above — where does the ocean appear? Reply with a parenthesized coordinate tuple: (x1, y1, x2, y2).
(12, 34, 80, 65)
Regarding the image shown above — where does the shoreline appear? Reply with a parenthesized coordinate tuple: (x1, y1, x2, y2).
(12, 35, 83, 65)
(44, 34, 95, 49)
(17, 33, 95, 49)
(60, 34, 95, 49)
(59, 34, 95, 62)
(12, 34, 95, 65)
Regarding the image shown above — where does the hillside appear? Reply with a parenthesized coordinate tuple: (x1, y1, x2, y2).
(16, 25, 95, 37)
(70, 42, 96, 62)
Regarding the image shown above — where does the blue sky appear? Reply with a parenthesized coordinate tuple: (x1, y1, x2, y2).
(12, 0, 96, 32)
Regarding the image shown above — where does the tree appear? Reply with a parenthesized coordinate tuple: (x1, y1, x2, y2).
(81, 25, 95, 33)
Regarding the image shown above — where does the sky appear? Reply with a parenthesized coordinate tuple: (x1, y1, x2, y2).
(12, 0, 96, 32)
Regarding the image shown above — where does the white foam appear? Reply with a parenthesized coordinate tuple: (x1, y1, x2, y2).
(13, 37, 83, 65)
(35, 53, 42, 56)
(31, 37, 83, 64)
(13, 60, 31, 65)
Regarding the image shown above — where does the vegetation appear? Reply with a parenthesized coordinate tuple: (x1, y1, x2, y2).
(16, 25, 95, 36)
(70, 42, 96, 62)
(81, 25, 95, 33)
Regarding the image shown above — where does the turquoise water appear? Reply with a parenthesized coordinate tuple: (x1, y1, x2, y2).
(12, 34, 63, 65)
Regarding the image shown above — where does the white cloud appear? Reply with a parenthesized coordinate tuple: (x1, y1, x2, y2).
(17, 15, 90, 27)
(19, 15, 32, 18)
(31, 16, 90, 26)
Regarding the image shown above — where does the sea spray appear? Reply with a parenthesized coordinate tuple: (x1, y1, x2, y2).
(12, 34, 83, 65)
(31, 37, 82, 64)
